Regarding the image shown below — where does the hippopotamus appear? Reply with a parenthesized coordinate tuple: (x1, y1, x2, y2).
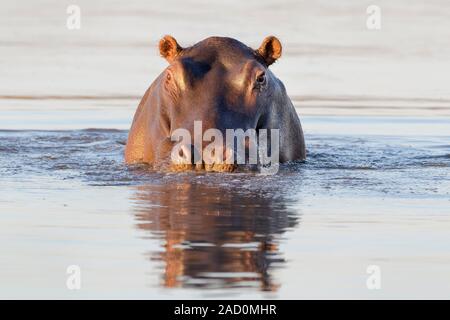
(125, 35, 306, 172)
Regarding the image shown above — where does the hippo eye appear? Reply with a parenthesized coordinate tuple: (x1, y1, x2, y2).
(255, 72, 266, 88)
(166, 72, 172, 81)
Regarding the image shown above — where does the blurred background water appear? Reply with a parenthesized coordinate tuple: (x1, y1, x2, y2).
(1, 0, 450, 121)
(0, 0, 449, 299)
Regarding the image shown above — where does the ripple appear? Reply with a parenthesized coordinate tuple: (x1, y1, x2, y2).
(0, 130, 449, 198)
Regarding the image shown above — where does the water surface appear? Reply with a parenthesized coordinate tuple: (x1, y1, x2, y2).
(1, 0, 450, 299)
(1, 116, 449, 299)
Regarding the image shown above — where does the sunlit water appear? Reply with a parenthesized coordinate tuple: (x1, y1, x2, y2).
(1, 116, 449, 299)
(1, 0, 450, 299)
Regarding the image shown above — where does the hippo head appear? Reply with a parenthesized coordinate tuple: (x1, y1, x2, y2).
(125, 36, 305, 172)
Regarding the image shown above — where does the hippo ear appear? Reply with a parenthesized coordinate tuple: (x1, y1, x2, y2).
(159, 35, 183, 62)
(256, 36, 282, 66)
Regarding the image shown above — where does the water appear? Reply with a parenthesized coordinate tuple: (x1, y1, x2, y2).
(1, 116, 449, 299)
(2, 0, 450, 114)
(1, 0, 450, 299)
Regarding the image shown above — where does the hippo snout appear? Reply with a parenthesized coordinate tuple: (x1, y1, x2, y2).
(170, 143, 237, 172)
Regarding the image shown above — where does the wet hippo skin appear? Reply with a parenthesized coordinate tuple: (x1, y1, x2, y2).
(125, 35, 306, 171)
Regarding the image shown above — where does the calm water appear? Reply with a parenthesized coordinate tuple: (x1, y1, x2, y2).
(1, 116, 449, 299)
(1, 0, 450, 299)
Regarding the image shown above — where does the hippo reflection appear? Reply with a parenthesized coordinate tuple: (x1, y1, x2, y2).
(131, 180, 300, 291)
